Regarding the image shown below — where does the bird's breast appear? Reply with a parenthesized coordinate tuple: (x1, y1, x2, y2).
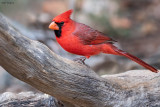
(56, 34, 101, 56)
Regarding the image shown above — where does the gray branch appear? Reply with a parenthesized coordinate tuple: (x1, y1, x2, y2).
(0, 92, 60, 107)
(0, 13, 160, 107)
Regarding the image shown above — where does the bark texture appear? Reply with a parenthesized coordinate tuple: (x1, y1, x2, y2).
(0, 13, 160, 107)
(0, 92, 60, 107)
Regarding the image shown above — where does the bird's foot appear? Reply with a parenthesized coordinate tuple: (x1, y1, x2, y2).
(73, 57, 86, 65)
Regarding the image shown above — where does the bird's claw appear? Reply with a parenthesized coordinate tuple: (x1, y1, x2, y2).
(73, 57, 86, 65)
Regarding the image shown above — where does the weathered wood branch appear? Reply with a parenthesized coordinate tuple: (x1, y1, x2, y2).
(0, 13, 160, 107)
(0, 92, 60, 107)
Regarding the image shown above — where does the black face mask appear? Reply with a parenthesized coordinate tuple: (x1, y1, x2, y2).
(54, 22, 64, 38)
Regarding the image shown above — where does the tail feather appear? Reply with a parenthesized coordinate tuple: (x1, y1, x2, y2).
(114, 48, 158, 73)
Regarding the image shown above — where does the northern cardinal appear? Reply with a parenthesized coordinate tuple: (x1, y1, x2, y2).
(49, 9, 158, 73)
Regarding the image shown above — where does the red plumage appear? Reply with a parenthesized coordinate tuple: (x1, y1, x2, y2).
(49, 9, 158, 73)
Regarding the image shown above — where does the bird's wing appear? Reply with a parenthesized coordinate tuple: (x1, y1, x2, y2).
(73, 23, 116, 45)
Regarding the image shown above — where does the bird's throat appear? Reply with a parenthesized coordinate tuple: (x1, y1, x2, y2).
(54, 22, 64, 38)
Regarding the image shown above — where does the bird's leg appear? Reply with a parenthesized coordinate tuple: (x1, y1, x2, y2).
(73, 57, 86, 65)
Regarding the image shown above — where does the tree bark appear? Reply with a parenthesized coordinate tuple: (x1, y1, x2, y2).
(0, 13, 160, 107)
(0, 92, 60, 107)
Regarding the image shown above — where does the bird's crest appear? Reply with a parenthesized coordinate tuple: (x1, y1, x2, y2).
(52, 9, 73, 22)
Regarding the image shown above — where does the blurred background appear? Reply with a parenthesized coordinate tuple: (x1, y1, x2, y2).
(0, 0, 160, 94)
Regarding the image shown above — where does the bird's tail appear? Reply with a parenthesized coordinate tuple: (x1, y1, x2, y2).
(102, 44, 158, 73)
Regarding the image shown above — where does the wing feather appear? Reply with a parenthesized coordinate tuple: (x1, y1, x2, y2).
(73, 23, 116, 45)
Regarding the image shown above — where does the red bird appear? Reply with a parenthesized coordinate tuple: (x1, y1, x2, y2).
(49, 9, 158, 73)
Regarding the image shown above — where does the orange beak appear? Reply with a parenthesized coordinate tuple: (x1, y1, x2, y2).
(49, 22, 59, 30)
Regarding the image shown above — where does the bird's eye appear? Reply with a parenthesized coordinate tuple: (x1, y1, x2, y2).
(59, 22, 64, 25)
(55, 22, 64, 25)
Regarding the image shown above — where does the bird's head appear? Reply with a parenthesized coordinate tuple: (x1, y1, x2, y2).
(49, 9, 73, 31)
